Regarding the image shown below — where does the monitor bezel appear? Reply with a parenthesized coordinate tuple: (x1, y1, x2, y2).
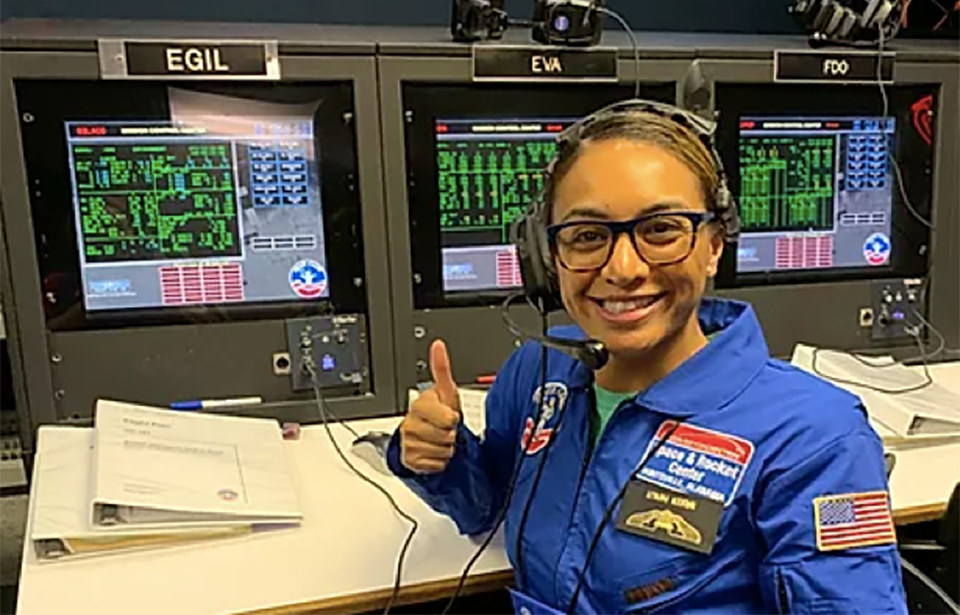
(714, 83, 935, 289)
(14, 79, 368, 332)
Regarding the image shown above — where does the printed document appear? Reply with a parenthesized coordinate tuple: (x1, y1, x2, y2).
(408, 387, 487, 438)
(30, 426, 248, 561)
(92, 400, 301, 529)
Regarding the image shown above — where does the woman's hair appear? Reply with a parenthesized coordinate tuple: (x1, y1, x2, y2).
(544, 110, 720, 222)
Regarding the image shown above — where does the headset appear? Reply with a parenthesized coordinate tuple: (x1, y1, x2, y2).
(450, 0, 509, 42)
(531, 0, 605, 46)
(505, 99, 741, 370)
(789, 0, 902, 45)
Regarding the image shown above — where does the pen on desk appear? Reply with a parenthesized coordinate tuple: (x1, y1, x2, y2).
(475, 374, 496, 385)
(170, 396, 263, 410)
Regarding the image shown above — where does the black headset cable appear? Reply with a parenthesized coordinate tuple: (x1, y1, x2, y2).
(440, 304, 555, 615)
(514, 308, 572, 591)
(565, 420, 685, 613)
(304, 358, 417, 615)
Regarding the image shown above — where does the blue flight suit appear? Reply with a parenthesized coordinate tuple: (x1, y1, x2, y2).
(387, 298, 907, 614)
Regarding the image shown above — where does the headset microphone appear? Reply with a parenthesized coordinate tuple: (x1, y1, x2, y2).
(500, 294, 610, 370)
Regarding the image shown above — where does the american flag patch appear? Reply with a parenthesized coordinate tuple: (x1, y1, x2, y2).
(814, 491, 896, 552)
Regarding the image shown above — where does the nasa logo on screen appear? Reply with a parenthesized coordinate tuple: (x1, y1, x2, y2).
(863, 232, 891, 266)
(289, 259, 328, 298)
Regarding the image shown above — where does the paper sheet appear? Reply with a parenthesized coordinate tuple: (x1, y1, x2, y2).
(30, 427, 246, 561)
(93, 400, 301, 528)
(408, 387, 487, 439)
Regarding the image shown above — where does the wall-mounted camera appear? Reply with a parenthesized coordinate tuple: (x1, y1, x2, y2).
(451, 0, 509, 42)
(532, 0, 605, 46)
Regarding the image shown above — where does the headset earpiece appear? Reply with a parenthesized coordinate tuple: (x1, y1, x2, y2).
(868, 0, 894, 29)
(836, 8, 859, 37)
(512, 196, 563, 312)
(860, 0, 882, 26)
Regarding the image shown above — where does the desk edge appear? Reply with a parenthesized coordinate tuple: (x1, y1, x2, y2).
(238, 569, 515, 615)
(893, 502, 947, 526)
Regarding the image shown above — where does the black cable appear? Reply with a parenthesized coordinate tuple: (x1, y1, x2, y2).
(513, 309, 563, 592)
(307, 388, 361, 439)
(876, 26, 934, 230)
(810, 334, 934, 395)
(911, 309, 960, 357)
(303, 359, 416, 615)
(599, 7, 641, 99)
(439, 300, 555, 615)
(304, 336, 362, 438)
(565, 420, 685, 614)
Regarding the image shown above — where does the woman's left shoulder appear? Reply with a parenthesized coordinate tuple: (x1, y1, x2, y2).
(739, 358, 871, 437)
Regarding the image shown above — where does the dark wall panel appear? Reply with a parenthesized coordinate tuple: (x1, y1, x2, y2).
(2, 0, 801, 34)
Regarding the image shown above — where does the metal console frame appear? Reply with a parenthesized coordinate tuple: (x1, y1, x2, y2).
(0, 23, 399, 465)
(0, 23, 957, 462)
(377, 30, 959, 397)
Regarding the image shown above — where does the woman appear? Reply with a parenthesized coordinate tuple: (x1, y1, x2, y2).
(387, 100, 906, 614)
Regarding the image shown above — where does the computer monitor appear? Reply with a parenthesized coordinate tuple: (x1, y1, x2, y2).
(15, 81, 366, 330)
(735, 115, 896, 274)
(714, 83, 934, 287)
(404, 83, 676, 309)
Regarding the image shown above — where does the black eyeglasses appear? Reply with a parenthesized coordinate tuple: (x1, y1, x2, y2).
(546, 211, 716, 271)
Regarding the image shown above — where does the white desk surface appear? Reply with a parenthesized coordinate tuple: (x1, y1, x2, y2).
(885, 362, 960, 523)
(16, 362, 959, 615)
(16, 417, 510, 615)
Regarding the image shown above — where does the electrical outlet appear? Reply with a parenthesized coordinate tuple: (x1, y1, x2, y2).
(273, 352, 292, 375)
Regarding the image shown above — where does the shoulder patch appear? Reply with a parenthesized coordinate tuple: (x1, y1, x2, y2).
(814, 491, 896, 552)
(520, 382, 568, 455)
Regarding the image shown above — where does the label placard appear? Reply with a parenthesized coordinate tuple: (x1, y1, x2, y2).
(98, 39, 280, 80)
(473, 46, 618, 82)
(775, 50, 894, 84)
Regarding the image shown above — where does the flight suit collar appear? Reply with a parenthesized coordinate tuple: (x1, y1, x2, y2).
(551, 298, 769, 413)
(633, 298, 769, 417)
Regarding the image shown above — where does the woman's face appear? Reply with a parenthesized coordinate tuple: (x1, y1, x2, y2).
(551, 139, 723, 359)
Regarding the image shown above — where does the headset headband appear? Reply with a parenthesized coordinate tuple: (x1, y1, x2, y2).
(550, 98, 739, 239)
(560, 98, 719, 144)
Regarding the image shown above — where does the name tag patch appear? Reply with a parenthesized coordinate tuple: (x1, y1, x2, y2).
(615, 479, 724, 554)
(637, 421, 754, 506)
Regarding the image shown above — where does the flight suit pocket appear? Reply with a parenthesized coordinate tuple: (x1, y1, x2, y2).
(761, 548, 906, 614)
(603, 555, 714, 614)
(604, 550, 748, 614)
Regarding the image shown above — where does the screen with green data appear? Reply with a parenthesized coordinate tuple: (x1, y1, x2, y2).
(66, 117, 329, 311)
(736, 116, 895, 274)
(738, 135, 835, 232)
(435, 117, 573, 293)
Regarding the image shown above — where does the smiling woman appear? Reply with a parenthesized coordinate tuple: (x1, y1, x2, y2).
(539, 106, 728, 391)
(387, 100, 908, 615)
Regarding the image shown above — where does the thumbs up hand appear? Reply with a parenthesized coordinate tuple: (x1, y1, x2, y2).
(399, 340, 462, 474)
